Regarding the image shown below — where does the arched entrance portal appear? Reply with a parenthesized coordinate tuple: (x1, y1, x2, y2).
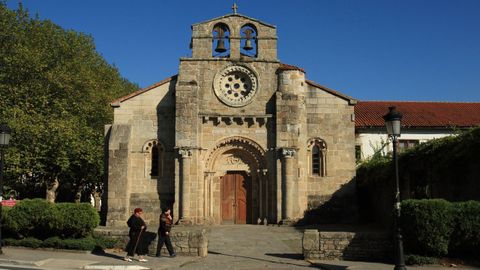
(205, 136, 268, 224)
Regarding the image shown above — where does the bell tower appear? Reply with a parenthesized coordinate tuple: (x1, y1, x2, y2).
(189, 6, 278, 61)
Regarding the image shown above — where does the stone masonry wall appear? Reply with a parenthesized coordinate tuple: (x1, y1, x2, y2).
(304, 84, 357, 218)
(109, 80, 176, 226)
(95, 226, 208, 258)
(303, 229, 391, 261)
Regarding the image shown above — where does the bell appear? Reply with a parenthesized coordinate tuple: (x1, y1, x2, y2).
(215, 39, 227, 53)
(243, 39, 253, 51)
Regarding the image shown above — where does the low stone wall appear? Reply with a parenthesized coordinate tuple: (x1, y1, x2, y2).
(303, 229, 391, 261)
(95, 226, 208, 257)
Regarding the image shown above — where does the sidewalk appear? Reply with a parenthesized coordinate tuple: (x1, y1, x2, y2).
(1, 246, 479, 270)
(310, 260, 480, 270)
(0, 246, 199, 270)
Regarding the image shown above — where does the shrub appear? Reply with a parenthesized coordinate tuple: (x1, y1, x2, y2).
(5, 237, 44, 248)
(57, 203, 100, 238)
(401, 199, 454, 256)
(405, 254, 438, 265)
(43, 236, 63, 248)
(6, 199, 61, 239)
(1, 207, 16, 238)
(93, 233, 118, 249)
(61, 236, 96, 250)
(450, 200, 480, 256)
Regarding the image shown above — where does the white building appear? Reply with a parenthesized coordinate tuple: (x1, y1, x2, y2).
(355, 101, 480, 160)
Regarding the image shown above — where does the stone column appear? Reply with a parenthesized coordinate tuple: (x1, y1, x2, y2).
(281, 148, 296, 222)
(204, 171, 215, 223)
(179, 148, 192, 223)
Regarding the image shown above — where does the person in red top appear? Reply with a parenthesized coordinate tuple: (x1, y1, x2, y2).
(156, 207, 176, 257)
(124, 208, 148, 262)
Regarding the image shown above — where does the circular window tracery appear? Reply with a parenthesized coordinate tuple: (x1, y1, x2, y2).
(213, 65, 258, 107)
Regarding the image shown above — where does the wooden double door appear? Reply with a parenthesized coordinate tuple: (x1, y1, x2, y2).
(221, 172, 251, 224)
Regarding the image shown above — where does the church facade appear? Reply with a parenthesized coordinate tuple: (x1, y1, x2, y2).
(105, 11, 357, 227)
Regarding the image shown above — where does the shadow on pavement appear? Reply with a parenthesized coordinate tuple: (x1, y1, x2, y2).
(208, 250, 321, 268)
(265, 253, 304, 260)
(310, 262, 348, 270)
(91, 249, 125, 260)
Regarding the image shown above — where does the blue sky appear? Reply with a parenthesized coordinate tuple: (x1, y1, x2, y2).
(6, 0, 480, 101)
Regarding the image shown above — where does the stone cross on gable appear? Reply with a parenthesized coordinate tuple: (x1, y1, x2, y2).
(232, 3, 238, 14)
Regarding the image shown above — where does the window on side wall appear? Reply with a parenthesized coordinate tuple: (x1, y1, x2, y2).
(398, 139, 419, 152)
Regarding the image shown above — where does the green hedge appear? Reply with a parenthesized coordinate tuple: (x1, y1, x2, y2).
(450, 201, 480, 256)
(57, 203, 100, 238)
(5, 234, 116, 251)
(2, 199, 99, 240)
(5, 199, 61, 239)
(401, 199, 480, 257)
(401, 199, 454, 256)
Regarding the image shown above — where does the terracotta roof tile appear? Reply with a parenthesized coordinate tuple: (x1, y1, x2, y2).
(355, 101, 480, 128)
(277, 63, 305, 73)
(110, 75, 177, 106)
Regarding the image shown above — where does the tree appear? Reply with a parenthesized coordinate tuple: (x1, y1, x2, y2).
(0, 2, 137, 202)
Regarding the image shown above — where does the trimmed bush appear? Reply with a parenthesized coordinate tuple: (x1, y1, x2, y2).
(43, 236, 63, 248)
(405, 254, 438, 266)
(93, 233, 118, 249)
(6, 236, 99, 251)
(401, 199, 454, 256)
(61, 236, 96, 250)
(4, 237, 43, 248)
(57, 203, 99, 238)
(450, 200, 480, 256)
(6, 199, 61, 239)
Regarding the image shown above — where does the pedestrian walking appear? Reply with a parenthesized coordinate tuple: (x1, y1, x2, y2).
(156, 207, 176, 257)
(124, 208, 148, 262)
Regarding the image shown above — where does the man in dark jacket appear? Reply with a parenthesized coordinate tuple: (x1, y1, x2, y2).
(125, 208, 148, 262)
(156, 207, 176, 257)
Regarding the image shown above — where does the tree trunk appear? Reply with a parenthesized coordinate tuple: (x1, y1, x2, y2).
(93, 189, 102, 211)
(74, 189, 82, 203)
(46, 178, 59, 203)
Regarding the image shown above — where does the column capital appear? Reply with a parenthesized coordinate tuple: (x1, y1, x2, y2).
(281, 148, 296, 158)
(178, 148, 192, 158)
(256, 168, 268, 176)
(204, 171, 215, 177)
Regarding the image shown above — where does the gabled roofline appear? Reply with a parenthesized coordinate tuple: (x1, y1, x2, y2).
(277, 63, 305, 73)
(110, 75, 177, 107)
(192, 13, 276, 28)
(306, 80, 357, 105)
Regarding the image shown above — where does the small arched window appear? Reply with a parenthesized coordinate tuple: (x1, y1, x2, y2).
(151, 144, 159, 176)
(212, 23, 230, 57)
(143, 140, 164, 178)
(240, 24, 257, 58)
(312, 145, 322, 175)
(308, 138, 327, 177)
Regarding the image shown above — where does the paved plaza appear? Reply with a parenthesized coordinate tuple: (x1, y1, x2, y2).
(0, 225, 478, 270)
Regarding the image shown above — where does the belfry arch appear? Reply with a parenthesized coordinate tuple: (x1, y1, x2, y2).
(203, 136, 269, 224)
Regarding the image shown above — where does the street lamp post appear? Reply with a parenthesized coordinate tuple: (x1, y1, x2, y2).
(0, 124, 12, 255)
(383, 107, 406, 270)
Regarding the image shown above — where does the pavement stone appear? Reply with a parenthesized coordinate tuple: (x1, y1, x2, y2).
(0, 225, 479, 270)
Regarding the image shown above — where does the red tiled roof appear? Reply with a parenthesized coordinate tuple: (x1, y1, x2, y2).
(277, 63, 305, 73)
(110, 75, 177, 106)
(355, 101, 480, 128)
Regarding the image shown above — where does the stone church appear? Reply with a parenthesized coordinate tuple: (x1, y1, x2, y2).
(105, 9, 357, 227)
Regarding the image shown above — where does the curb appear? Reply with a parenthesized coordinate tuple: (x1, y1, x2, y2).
(0, 258, 37, 266)
(83, 266, 150, 270)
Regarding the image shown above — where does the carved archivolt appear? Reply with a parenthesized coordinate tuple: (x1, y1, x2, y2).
(205, 136, 266, 171)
